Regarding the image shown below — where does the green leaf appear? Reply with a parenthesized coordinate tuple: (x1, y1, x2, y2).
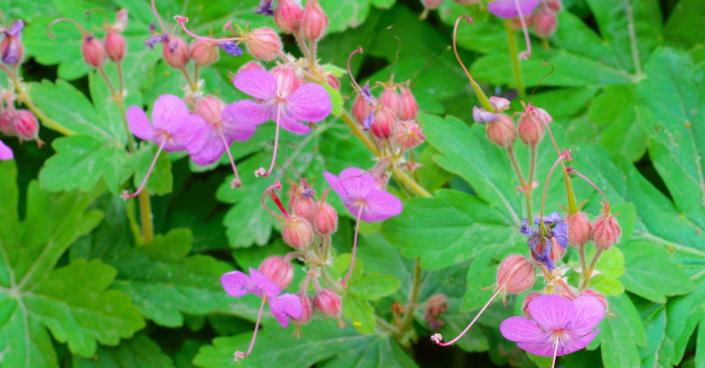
(619, 241, 694, 303)
(72, 334, 175, 368)
(587, 85, 647, 161)
(323, 84, 344, 117)
(697, 314, 705, 368)
(342, 293, 376, 334)
(132, 143, 173, 196)
(320, 0, 398, 34)
(584, 247, 626, 296)
(637, 304, 666, 367)
(663, 0, 705, 49)
(599, 294, 647, 368)
(350, 273, 401, 301)
(588, 275, 624, 297)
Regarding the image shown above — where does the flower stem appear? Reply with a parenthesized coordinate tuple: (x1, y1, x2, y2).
(436, 289, 501, 346)
(398, 258, 422, 344)
(342, 206, 364, 287)
(392, 167, 432, 198)
(340, 110, 379, 156)
(12, 79, 74, 136)
(527, 144, 537, 218)
(581, 248, 603, 290)
(506, 146, 530, 217)
(503, 19, 526, 97)
(578, 244, 588, 285)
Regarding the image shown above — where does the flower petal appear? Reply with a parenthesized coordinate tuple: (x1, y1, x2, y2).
(233, 70, 277, 100)
(568, 296, 605, 337)
(521, 218, 540, 237)
(273, 109, 311, 135)
(500, 316, 547, 343)
(221, 104, 258, 142)
(287, 83, 333, 123)
(221, 271, 258, 298)
(222, 100, 273, 126)
(187, 126, 224, 166)
(151, 94, 190, 133)
(533, 211, 563, 226)
(360, 189, 403, 223)
(269, 293, 303, 328)
(338, 167, 376, 202)
(0, 139, 13, 160)
(323, 171, 350, 203)
(167, 114, 207, 152)
(249, 267, 281, 297)
(473, 106, 499, 123)
(487, 0, 540, 19)
(551, 222, 569, 250)
(126, 106, 155, 141)
(517, 340, 557, 357)
(559, 329, 600, 356)
(528, 295, 575, 331)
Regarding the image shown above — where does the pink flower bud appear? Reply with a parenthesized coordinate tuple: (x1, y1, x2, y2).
(12, 110, 39, 141)
(163, 37, 190, 69)
(293, 293, 314, 325)
(0, 110, 14, 136)
(398, 86, 419, 121)
(421, 0, 444, 10)
(379, 85, 401, 116)
(392, 120, 425, 150)
(1, 34, 24, 66)
(522, 291, 542, 319)
(371, 106, 397, 139)
(104, 30, 126, 62)
(314, 289, 343, 324)
(593, 214, 621, 251)
(301, 0, 328, 42)
(496, 255, 536, 294)
(258, 256, 294, 289)
(352, 93, 372, 125)
(312, 202, 338, 235)
(275, 0, 303, 34)
(518, 113, 544, 146)
(289, 195, 316, 221)
(549, 236, 565, 263)
(566, 212, 592, 247)
(82, 36, 106, 68)
(238, 60, 266, 72)
(546, 0, 562, 12)
(195, 96, 226, 124)
(533, 6, 558, 39)
(282, 216, 314, 250)
(245, 27, 282, 61)
(271, 66, 302, 98)
(326, 73, 340, 90)
(189, 39, 219, 66)
(581, 290, 608, 310)
(486, 114, 516, 148)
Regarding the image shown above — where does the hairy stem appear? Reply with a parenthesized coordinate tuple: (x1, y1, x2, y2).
(527, 144, 537, 218)
(393, 167, 432, 198)
(503, 19, 526, 97)
(12, 79, 74, 136)
(340, 110, 379, 156)
(398, 258, 422, 345)
(581, 248, 603, 290)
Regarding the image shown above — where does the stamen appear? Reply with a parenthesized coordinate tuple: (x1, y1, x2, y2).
(347, 47, 367, 95)
(551, 337, 560, 368)
(261, 179, 290, 220)
(151, 0, 167, 34)
(234, 296, 267, 361)
(433, 289, 502, 346)
(217, 129, 242, 188)
(258, 104, 283, 178)
(174, 16, 244, 43)
(539, 150, 571, 231)
(46, 18, 89, 39)
(341, 205, 364, 287)
(512, 0, 532, 60)
(121, 139, 167, 200)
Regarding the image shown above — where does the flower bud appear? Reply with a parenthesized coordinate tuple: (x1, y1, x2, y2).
(293, 293, 314, 325)
(282, 216, 314, 250)
(496, 255, 536, 294)
(533, 6, 558, 39)
(581, 290, 608, 310)
(0, 110, 14, 135)
(113, 9, 129, 32)
(1, 34, 24, 66)
(301, 0, 328, 42)
(518, 113, 544, 146)
(398, 86, 419, 121)
(82, 36, 106, 68)
(312, 202, 338, 235)
(163, 37, 190, 69)
(421, 0, 444, 10)
(289, 195, 316, 221)
(245, 27, 282, 61)
(489, 96, 511, 113)
(521, 291, 542, 319)
(104, 30, 126, 62)
(486, 114, 516, 148)
(271, 66, 302, 98)
(12, 109, 39, 141)
(314, 289, 343, 325)
(393, 120, 425, 150)
(592, 214, 621, 251)
(566, 212, 592, 247)
(189, 39, 219, 66)
(238, 60, 266, 72)
(423, 293, 449, 325)
(275, 0, 303, 34)
(258, 256, 294, 289)
(371, 106, 397, 139)
(352, 93, 372, 125)
(549, 236, 565, 263)
(326, 73, 340, 90)
(379, 85, 401, 116)
(195, 96, 225, 124)
(546, 0, 562, 12)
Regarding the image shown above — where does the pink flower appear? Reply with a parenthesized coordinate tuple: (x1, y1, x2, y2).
(228, 69, 332, 177)
(500, 295, 604, 363)
(0, 139, 13, 160)
(122, 95, 205, 199)
(487, 0, 540, 60)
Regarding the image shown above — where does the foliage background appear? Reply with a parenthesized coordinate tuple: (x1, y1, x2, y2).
(0, 0, 704, 367)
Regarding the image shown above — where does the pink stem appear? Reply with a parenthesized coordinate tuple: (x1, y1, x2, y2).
(236, 296, 267, 361)
(218, 129, 241, 188)
(174, 16, 243, 42)
(342, 205, 364, 287)
(567, 168, 609, 206)
(122, 139, 166, 200)
(437, 290, 501, 346)
(539, 153, 569, 224)
(260, 104, 282, 178)
(347, 47, 365, 93)
(551, 338, 560, 368)
(151, 0, 167, 34)
(261, 179, 289, 220)
(538, 113, 561, 156)
(513, 0, 532, 59)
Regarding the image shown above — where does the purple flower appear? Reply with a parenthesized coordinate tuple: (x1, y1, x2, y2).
(520, 211, 569, 270)
(144, 33, 168, 49)
(323, 167, 403, 223)
(0, 139, 13, 160)
(254, 0, 275, 16)
(186, 103, 257, 166)
(500, 294, 604, 359)
(487, 0, 540, 19)
(3, 19, 24, 38)
(2, 20, 24, 65)
(220, 41, 243, 56)
(473, 106, 500, 123)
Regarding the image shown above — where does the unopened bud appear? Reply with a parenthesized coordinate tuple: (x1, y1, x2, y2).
(352, 93, 372, 125)
(379, 85, 401, 116)
(371, 106, 397, 139)
(593, 214, 621, 250)
(421, 0, 444, 10)
(271, 66, 302, 98)
(282, 216, 314, 250)
(245, 27, 282, 61)
(289, 195, 316, 221)
(518, 113, 544, 146)
(496, 255, 536, 294)
(533, 6, 558, 39)
(522, 291, 542, 319)
(104, 30, 126, 62)
(258, 256, 294, 289)
(293, 293, 314, 325)
(486, 114, 516, 148)
(326, 73, 340, 90)
(312, 202, 338, 235)
(163, 37, 190, 69)
(238, 60, 266, 72)
(275, 0, 303, 34)
(398, 86, 419, 121)
(0, 110, 14, 135)
(546, 0, 562, 12)
(189, 39, 219, 66)
(549, 236, 565, 263)
(195, 96, 225, 124)
(566, 212, 592, 247)
(580, 290, 608, 310)
(301, 0, 328, 42)
(12, 110, 39, 141)
(314, 289, 343, 324)
(393, 120, 425, 150)
(1, 34, 24, 66)
(82, 36, 106, 68)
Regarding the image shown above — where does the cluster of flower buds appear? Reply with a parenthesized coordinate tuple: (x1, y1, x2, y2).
(511, 0, 562, 43)
(0, 108, 40, 145)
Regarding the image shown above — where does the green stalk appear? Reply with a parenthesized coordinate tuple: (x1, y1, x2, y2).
(503, 19, 526, 97)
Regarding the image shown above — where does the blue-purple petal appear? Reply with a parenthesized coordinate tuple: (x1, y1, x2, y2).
(8, 19, 24, 38)
(254, 0, 275, 16)
(520, 218, 540, 238)
(473, 106, 500, 123)
(533, 211, 564, 226)
(363, 111, 374, 131)
(145, 34, 168, 49)
(552, 222, 569, 249)
(220, 41, 243, 56)
(528, 235, 555, 270)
